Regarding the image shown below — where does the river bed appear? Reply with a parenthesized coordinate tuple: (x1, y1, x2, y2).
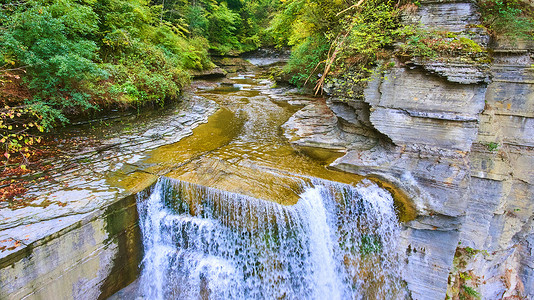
(1, 58, 413, 300)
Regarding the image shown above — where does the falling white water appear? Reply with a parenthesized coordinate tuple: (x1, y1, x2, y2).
(297, 186, 344, 300)
(136, 177, 405, 300)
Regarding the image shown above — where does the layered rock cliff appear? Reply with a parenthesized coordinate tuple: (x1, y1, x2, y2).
(284, 1, 534, 298)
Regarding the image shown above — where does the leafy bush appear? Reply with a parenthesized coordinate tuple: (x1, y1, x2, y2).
(0, 0, 217, 163)
(272, 0, 490, 89)
(271, 0, 403, 87)
(285, 36, 330, 86)
(0, 0, 280, 165)
(478, 0, 534, 39)
(157, 0, 281, 55)
(343, 1, 401, 64)
(207, 2, 241, 54)
(1, 0, 106, 128)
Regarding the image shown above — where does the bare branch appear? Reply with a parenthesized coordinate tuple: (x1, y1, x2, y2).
(336, 0, 366, 16)
(0, 66, 28, 74)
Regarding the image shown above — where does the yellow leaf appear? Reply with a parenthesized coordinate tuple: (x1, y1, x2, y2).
(20, 165, 27, 171)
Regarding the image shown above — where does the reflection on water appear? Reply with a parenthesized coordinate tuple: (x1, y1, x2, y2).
(145, 73, 365, 204)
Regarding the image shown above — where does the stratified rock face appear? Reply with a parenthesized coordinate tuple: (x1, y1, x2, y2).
(404, 0, 490, 47)
(459, 47, 534, 299)
(282, 1, 533, 299)
(364, 67, 486, 151)
(0, 194, 143, 300)
(406, 1, 479, 32)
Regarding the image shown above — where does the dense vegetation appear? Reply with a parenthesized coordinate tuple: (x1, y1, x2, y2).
(270, 0, 533, 91)
(270, 0, 405, 88)
(478, 0, 534, 39)
(157, 0, 280, 54)
(0, 0, 277, 162)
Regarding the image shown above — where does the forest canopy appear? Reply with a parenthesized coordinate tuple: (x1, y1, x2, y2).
(0, 0, 279, 122)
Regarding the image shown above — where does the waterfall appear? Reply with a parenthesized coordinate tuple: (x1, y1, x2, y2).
(136, 177, 404, 300)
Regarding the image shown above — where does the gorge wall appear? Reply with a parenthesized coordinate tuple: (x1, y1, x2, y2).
(284, 0, 534, 298)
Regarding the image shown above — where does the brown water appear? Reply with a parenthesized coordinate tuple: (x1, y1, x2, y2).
(143, 73, 369, 205)
(108, 67, 416, 300)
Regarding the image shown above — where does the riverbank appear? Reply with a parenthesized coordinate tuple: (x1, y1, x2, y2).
(0, 92, 218, 298)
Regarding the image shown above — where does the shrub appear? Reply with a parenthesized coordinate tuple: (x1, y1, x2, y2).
(284, 35, 330, 87)
(478, 0, 534, 39)
(0, 0, 107, 128)
(271, 0, 403, 87)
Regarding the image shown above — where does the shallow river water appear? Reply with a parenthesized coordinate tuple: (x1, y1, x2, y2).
(110, 67, 408, 299)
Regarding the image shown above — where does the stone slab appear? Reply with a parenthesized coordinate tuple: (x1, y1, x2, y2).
(365, 68, 486, 120)
(369, 108, 479, 151)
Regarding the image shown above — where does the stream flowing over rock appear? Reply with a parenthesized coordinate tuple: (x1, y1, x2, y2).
(136, 177, 404, 299)
(2, 1, 534, 299)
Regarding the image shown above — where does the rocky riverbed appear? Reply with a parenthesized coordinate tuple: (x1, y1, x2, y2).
(1, 2, 533, 298)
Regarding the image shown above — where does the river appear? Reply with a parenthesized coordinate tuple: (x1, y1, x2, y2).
(108, 62, 408, 299)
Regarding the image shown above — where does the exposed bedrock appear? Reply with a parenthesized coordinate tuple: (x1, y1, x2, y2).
(282, 1, 533, 299)
(0, 193, 144, 300)
(457, 47, 534, 299)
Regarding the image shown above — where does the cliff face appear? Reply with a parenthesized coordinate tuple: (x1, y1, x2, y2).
(460, 40, 534, 298)
(284, 1, 534, 298)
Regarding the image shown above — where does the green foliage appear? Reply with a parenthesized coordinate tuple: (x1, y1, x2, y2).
(1, 0, 105, 128)
(487, 142, 499, 151)
(0, 0, 216, 132)
(207, 2, 241, 54)
(460, 285, 480, 300)
(186, 5, 209, 37)
(158, 0, 282, 55)
(285, 35, 330, 86)
(396, 28, 487, 60)
(478, 0, 534, 39)
(343, 1, 400, 63)
(272, 0, 489, 88)
(271, 0, 404, 87)
(0, 0, 278, 164)
(268, 0, 305, 46)
(459, 272, 472, 281)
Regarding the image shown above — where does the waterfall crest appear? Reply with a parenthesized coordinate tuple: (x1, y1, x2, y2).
(137, 177, 405, 299)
